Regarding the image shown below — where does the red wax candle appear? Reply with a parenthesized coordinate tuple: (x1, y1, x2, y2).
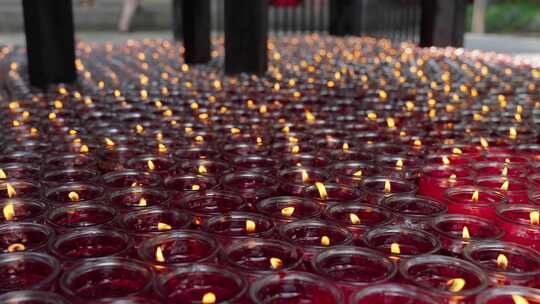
(109, 187, 170, 210)
(249, 271, 343, 304)
(44, 182, 105, 204)
(361, 176, 417, 204)
(60, 258, 153, 300)
(418, 164, 473, 201)
(0, 222, 54, 253)
(164, 174, 218, 201)
(0, 252, 59, 293)
(495, 204, 540, 251)
(0, 290, 68, 304)
(400, 255, 488, 304)
(0, 198, 48, 223)
(376, 155, 423, 181)
(381, 194, 447, 229)
(221, 172, 277, 208)
(476, 176, 528, 204)
(0, 163, 40, 180)
(256, 196, 322, 223)
(231, 154, 278, 174)
(179, 159, 230, 177)
(473, 162, 528, 178)
(444, 187, 507, 220)
(40, 168, 99, 187)
(330, 161, 378, 187)
(125, 155, 179, 177)
(224, 142, 269, 160)
(155, 263, 247, 303)
(303, 182, 363, 207)
(173, 190, 245, 226)
(278, 167, 330, 196)
(349, 283, 440, 304)
(312, 246, 396, 299)
(0, 151, 42, 166)
(281, 153, 330, 168)
(202, 212, 275, 245)
(425, 153, 471, 166)
(463, 240, 540, 287)
(475, 286, 540, 304)
(138, 230, 219, 269)
(46, 203, 117, 232)
(43, 153, 98, 170)
(328, 148, 374, 163)
(97, 147, 146, 173)
(102, 170, 162, 190)
(0, 180, 41, 199)
(173, 147, 221, 160)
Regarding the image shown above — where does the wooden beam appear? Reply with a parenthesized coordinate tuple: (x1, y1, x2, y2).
(22, 0, 77, 89)
(329, 0, 363, 36)
(225, 0, 268, 75)
(420, 0, 466, 47)
(181, 0, 211, 64)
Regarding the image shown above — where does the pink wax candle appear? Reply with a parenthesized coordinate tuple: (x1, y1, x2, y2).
(256, 196, 322, 223)
(463, 240, 540, 287)
(0, 222, 54, 253)
(278, 167, 330, 196)
(361, 176, 418, 204)
(46, 203, 117, 232)
(173, 190, 245, 226)
(381, 194, 447, 229)
(475, 286, 540, 304)
(444, 187, 507, 220)
(495, 204, 540, 251)
(349, 283, 440, 304)
(0, 252, 59, 293)
(476, 176, 528, 204)
(418, 164, 473, 201)
(102, 170, 162, 190)
(249, 271, 343, 304)
(202, 212, 275, 245)
(0, 198, 48, 223)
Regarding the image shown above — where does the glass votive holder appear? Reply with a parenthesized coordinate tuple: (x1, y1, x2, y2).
(363, 226, 441, 261)
(472, 162, 528, 178)
(117, 207, 192, 244)
(173, 146, 221, 160)
(400, 255, 488, 304)
(278, 167, 330, 196)
(0, 180, 41, 199)
(102, 170, 162, 190)
(138, 230, 219, 270)
(179, 159, 231, 177)
(0, 151, 42, 166)
(154, 263, 247, 303)
(221, 172, 277, 208)
(49, 227, 133, 266)
(0, 290, 69, 304)
(380, 194, 447, 229)
(46, 203, 117, 233)
(463, 240, 540, 287)
(312, 246, 397, 300)
(475, 286, 540, 304)
(330, 161, 378, 187)
(303, 182, 363, 207)
(418, 164, 474, 201)
(278, 219, 353, 262)
(281, 153, 330, 168)
(231, 154, 278, 174)
(256, 196, 322, 224)
(425, 153, 472, 166)
(349, 283, 440, 304)
(376, 155, 423, 180)
(361, 176, 418, 204)
(444, 186, 507, 220)
(97, 147, 146, 173)
(60, 258, 154, 300)
(328, 148, 374, 163)
(125, 154, 179, 177)
(495, 204, 540, 252)
(0, 222, 54, 253)
(202, 212, 275, 245)
(220, 238, 304, 281)
(476, 176, 528, 204)
(173, 190, 245, 226)
(0, 163, 40, 180)
(43, 182, 105, 204)
(0, 198, 48, 223)
(109, 187, 170, 210)
(0, 252, 59, 293)
(163, 174, 218, 201)
(249, 271, 343, 304)
(43, 153, 98, 170)
(40, 168, 99, 187)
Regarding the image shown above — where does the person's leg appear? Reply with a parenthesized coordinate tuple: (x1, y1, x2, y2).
(118, 0, 141, 32)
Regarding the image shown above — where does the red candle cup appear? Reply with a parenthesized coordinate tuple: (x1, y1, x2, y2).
(202, 212, 275, 245)
(173, 190, 245, 226)
(46, 203, 117, 232)
(125, 155, 179, 177)
(0, 198, 48, 223)
(0, 252, 59, 293)
(60, 258, 154, 300)
(179, 159, 231, 177)
(256, 196, 322, 223)
(361, 176, 418, 204)
(495, 204, 540, 251)
(380, 195, 447, 229)
(363, 226, 441, 261)
(220, 238, 304, 280)
(376, 155, 423, 181)
(328, 148, 374, 163)
(475, 286, 540, 304)
(425, 153, 471, 166)
(0, 222, 54, 253)
(430, 214, 504, 257)
(249, 271, 343, 304)
(43, 153, 97, 170)
(400, 255, 488, 304)
(418, 164, 473, 201)
(330, 161, 378, 187)
(40, 168, 99, 187)
(278, 167, 330, 196)
(281, 153, 330, 168)
(43, 182, 105, 204)
(349, 283, 440, 304)
(312, 246, 397, 299)
(479, 153, 529, 165)
(97, 147, 146, 173)
(154, 263, 247, 303)
(0, 180, 41, 199)
(0, 151, 42, 166)
(164, 174, 218, 201)
(0, 290, 69, 304)
(472, 162, 528, 178)
(221, 172, 277, 208)
(476, 176, 528, 204)
(0, 163, 40, 180)
(138, 230, 219, 269)
(224, 142, 270, 161)
(231, 154, 278, 174)
(463, 241, 540, 287)
(303, 182, 363, 207)
(109, 187, 170, 210)
(173, 146, 221, 160)
(444, 187, 507, 220)
(102, 170, 162, 190)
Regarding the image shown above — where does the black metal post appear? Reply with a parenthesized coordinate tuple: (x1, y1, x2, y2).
(181, 0, 211, 64)
(420, 0, 466, 47)
(22, 0, 77, 89)
(329, 0, 362, 36)
(173, 0, 182, 41)
(225, 0, 268, 75)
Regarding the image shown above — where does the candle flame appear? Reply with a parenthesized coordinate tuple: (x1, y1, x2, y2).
(480, 137, 489, 149)
(509, 127, 518, 139)
(500, 180, 509, 191)
(104, 137, 115, 147)
(6, 183, 16, 198)
(191, 184, 201, 191)
(282, 126, 290, 134)
(384, 180, 391, 193)
(158, 143, 168, 153)
(291, 145, 300, 154)
(135, 124, 144, 134)
(395, 159, 404, 170)
(138, 197, 147, 207)
(315, 182, 328, 200)
(386, 117, 396, 129)
(155, 246, 165, 262)
(198, 165, 208, 174)
(3, 203, 15, 221)
(7, 243, 25, 252)
(301, 170, 309, 182)
(502, 166, 508, 177)
(68, 191, 80, 202)
(0, 169, 7, 179)
(256, 137, 263, 145)
(305, 110, 316, 123)
(390, 242, 400, 254)
(497, 253, 509, 269)
(230, 127, 241, 134)
(157, 222, 172, 231)
(80, 144, 89, 153)
(446, 278, 466, 292)
(202, 292, 216, 304)
(245, 220, 256, 233)
(452, 148, 463, 155)
(353, 170, 363, 177)
(471, 190, 479, 203)
(449, 174, 457, 182)
(195, 135, 204, 142)
(288, 136, 299, 143)
(281, 207, 295, 217)
(321, 235, 330, 246)
(270, 257, 283, 269)
(442, 156, 451, 165)
(530, 211, 539, 225)
(342, 142, 350, 151)
(414, 139, 422, 147)
(350, 213, 361, 224)
(512, 295, 529, 304)
(147, 160, 155, 171)
(462, 226, 470, 240)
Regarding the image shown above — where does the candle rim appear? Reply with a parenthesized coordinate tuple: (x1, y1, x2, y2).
(0, 290, 69, 304)
(278, 219, 354, 249)
(431, 214, 504, 240)
(0, 222, 54, 251)
(349, 283, 440, 304)
(0, 252, 60, 292)
(46, 202, 117, 229)
(202, 211, 275, 237)
(496, 204, 540, 229)
(324, 202, 394, 228)
(475, 285, 540, 304)
(256, 196, 322, 220)
(363, 225, 441, 257)
(443, 186, 507, 206)
(381, 194, 448, 219)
